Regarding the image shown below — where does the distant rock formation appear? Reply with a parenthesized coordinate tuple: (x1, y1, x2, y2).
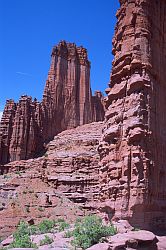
(0, 97, 43, 164)
(0, 41, 104, 164)
(98, 0, 166, 231)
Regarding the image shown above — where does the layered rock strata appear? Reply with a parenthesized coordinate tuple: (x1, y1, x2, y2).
(99, 0, 166, 230)
(0, 41, 104, 164)
(0, 122, 102, 238)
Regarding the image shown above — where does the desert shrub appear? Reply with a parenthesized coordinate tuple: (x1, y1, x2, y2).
(13, 221, 30, 237)
(64, 230, 73, 238)
(38, 219, 55, 233)
(10, 234, 34, 248)
(39, 235, 53, 246)
(9, 221, 37, 248)
(30, 225, 39, 235)
(71, 215, 117, 249)
(58, 221, 70, 232)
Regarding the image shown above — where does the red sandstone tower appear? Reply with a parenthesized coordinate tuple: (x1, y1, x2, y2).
(42, 41, 102, 141)
(99, 0, 166, 230)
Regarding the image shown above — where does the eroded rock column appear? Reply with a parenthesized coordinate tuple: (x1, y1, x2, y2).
(42, 41, 104, 141)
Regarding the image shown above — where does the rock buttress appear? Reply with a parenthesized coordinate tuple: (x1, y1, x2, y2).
(98, 0, 166, 231)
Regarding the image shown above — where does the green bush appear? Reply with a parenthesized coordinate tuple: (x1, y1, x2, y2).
(64, 230, 73, 238)
(72, 215, 117, 249)
(30, 219, 70, 234)
(11, 219, 57, 237)
(9, 221, 37, 248)
(30, 225, 39, 235)
(39, 235, 53, 246)
(10, 234, 34, 248)
(58, 221, 70, 232)
(38, 219, 55, 234)
(14, 221, 30, 237)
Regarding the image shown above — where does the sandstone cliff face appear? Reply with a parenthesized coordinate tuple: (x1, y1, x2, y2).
(0, 41, 104, 164)
(99, 0, 166, 230)
(0, 122, 102, 238)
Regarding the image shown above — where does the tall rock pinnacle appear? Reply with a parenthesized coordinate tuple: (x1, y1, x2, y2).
(0, 41, 104, 164)
(99, 0, 166, 230)
(42, 41, 96, 140)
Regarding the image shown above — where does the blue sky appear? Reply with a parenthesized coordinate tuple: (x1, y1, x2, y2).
(0, 0, 119, 115)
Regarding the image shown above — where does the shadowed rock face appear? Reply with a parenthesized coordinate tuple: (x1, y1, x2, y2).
(99, 0, 166, 230)
(0, 41, 104, 164)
